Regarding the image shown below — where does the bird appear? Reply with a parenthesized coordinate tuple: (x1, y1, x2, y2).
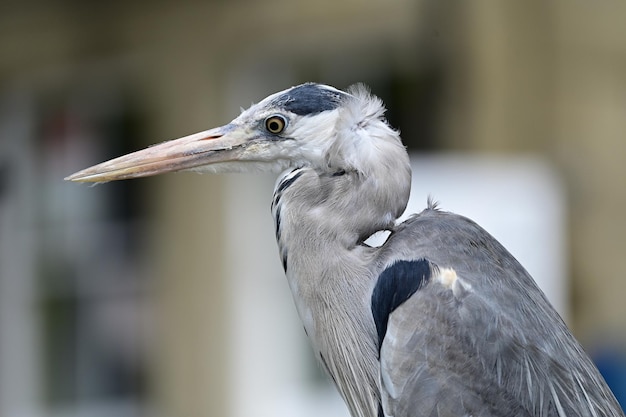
(66, 83, 624, 417)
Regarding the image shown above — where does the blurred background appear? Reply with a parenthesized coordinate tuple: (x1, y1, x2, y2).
(1, 1, 626, 416)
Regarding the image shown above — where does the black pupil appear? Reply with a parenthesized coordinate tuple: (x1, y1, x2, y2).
(268, 119, 281, 132)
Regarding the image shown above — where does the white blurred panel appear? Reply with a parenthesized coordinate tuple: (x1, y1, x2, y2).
(223, 154, 567, 417)
(406, 154, 568, 317)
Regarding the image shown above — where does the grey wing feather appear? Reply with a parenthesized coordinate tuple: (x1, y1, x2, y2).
(377, 208, 624, 417)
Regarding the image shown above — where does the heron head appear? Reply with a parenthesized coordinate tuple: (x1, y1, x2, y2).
(65, 83, 409, 185)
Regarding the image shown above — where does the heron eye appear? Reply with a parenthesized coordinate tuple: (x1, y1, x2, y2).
(265, 115, 286, 134)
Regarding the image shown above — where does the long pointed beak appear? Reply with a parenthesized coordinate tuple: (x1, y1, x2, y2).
(65, 124, 245, 183)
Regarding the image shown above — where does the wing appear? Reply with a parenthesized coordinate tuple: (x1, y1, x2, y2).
(372, 208, 624, 417)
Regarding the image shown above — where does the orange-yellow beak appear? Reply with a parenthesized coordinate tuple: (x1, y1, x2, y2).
(65, 124, 252, 183)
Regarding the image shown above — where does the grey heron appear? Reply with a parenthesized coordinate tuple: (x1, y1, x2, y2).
(66, 83, 624, 417)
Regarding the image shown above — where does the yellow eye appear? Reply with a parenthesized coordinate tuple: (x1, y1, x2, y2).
(265, 115, 286, 134)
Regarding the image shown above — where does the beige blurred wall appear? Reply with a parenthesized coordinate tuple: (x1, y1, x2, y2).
(2, 1, 626, 416)
(440, 2, 626, 340)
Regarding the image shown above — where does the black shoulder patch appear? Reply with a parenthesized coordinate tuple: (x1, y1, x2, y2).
(371, 259, 432, 352)
(272, 83, 347, 116)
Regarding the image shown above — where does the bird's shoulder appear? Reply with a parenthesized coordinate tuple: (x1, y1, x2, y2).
(371, 207, 624, 417)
